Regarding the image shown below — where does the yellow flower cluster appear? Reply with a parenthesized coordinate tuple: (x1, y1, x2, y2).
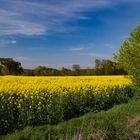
(0, 75, 132, 110)
(0, 75, 131, 96)
(0, 76, 133, 134)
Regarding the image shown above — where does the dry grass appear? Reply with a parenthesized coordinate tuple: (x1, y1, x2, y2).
(127, 114, 140, 139)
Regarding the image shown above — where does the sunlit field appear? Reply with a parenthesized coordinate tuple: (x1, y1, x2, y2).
(0, 76, 131, 93)
(0, 76, 133, 134)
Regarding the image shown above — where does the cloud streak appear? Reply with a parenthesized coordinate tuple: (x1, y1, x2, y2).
(79, 52, 112, 59)
(14, 56, 31, 61)
(69, 43, 94, 51)
(0, 0, 139, 36)
(70, 47, 85, 51)
(0, 38, 17, 47)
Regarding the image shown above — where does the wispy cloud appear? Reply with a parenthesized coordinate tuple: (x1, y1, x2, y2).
(69, 46, 94, 51)
(69, 43, 94, 51)
(0, 0, 139, 36)
(70, 47, 85, 51)
(0, 38, 17, 47)
(11, 40, 16, 44)
(79, 52, 112, 59)
(14, 56, 31, 61)
(0, 11, 46, 35)
(105, 44, 117, 49)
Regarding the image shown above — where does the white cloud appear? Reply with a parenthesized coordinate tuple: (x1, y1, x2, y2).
(79, 52, 112, 59)
(78, 16, 91, 20)
(11, 40, 16, 44)
(14, 56, 31, 61)
(105, 44, 117, 49)
(69, 43, 94, 51)
(70, 47, 85, 51)
(0, 0, 139, 36)
(0, 38, 17, 47)
(0, 14, 46, 35)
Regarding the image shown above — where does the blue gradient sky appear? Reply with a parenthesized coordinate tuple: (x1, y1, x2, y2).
(0, 0, 140, 69)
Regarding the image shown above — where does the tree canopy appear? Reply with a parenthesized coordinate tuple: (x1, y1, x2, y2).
(0, 57, 126, 76)
(0, 58, 23, 75)
(114, 23, 140, 90)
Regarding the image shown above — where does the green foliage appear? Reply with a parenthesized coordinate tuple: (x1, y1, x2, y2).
(2, 99, 140, 140)
(114, 23, 140, 90)
(22, 59, 126, 76)
(1, 67, 10, 75)
(0, 58, 23, 75)
(23, 69, 34, 76)
(0, 86, 133, 135)
(33, 66, 47, 76)
(72, 64, 81, 71)
(0, 57, 126, 76)
(0, 65, 2, 75)
(95, 59, 126, 75)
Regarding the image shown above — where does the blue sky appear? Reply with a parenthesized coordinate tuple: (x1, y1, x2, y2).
(0, 0, 140, 69)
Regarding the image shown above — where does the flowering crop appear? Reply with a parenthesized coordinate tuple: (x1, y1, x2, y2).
(0, 76, 133, 134)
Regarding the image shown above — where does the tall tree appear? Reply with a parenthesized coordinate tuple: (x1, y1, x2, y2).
(114, 23, 140, 90)
(0, 58, 23, 75)
(102, 59, 115, 75)
(94, 59, 126, 75)
(33, 66, 47, 76)
(0, 65, 2, 75)
(72, 64, 80, 71)
(95, 59, 101, 69)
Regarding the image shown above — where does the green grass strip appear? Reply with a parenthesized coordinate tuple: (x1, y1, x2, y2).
(1, 99, 140, 140)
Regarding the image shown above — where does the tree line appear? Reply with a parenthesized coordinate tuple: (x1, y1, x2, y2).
(0, 57, 126, 76)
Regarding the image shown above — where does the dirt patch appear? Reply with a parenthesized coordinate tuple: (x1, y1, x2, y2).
(127, 114, 140, 139)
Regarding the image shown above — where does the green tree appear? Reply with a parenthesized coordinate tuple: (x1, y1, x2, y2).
(114, 23, 140, 90)
(0, 58, 23, 75)
(94, 59, 126, 75)
(0, 65, 2, 75)
(72, 64, 80, 71)
(23, 69, 34, 76)
(72, 64, 81, 75)
(102, 59, 115, 75)
(94, 59, 102, 75)
(34, 66, 47, 76)
(1, 67, 10, 75)
(95, 59, 101, 69)
(61, 67, 71, 75)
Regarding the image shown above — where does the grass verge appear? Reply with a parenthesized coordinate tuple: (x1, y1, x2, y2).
(1, 99, 140, 140)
